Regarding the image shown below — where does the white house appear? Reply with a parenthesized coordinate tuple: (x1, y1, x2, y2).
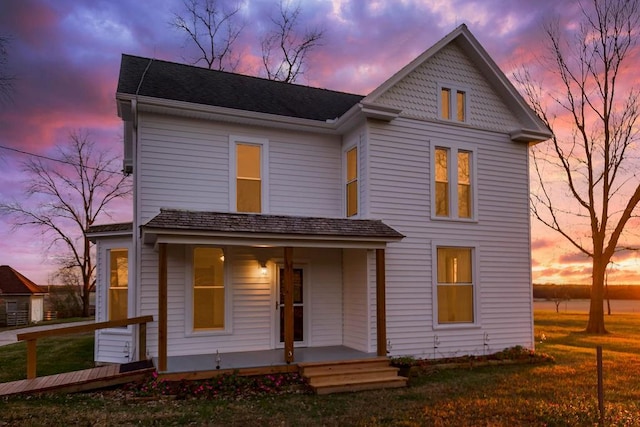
(89, 24, 551, 381)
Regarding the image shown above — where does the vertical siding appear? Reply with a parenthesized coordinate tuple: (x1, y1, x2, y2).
(367, 117, 534, 358)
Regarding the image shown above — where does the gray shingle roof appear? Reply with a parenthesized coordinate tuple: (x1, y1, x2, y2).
(117, 54, 364, 121)
(143, 209, 403, 240)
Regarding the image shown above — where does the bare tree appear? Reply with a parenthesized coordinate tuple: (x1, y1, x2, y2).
(261, 0, 324, 83)
(0, 131, 132, 317)
(516, 0, 640, 333)
(171, 0, 244, 71)
(0, 35, 14, 103)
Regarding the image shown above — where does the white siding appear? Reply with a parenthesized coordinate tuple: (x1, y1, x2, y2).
(138, 246, 345, 358)
(136, 113, 343, 223)
(375, 42, 521, 134)
(366, 116, 533, 358)
(343, 249, 369, 352)
(95, 236, 134, 364)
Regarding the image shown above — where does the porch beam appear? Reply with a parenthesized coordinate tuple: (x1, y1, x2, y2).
(158, 243, 168, 371)
(283, 246, 294, 363)
(376, 248, 387, 356)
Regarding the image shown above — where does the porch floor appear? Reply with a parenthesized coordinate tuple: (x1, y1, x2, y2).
(158, 346, 377, 373)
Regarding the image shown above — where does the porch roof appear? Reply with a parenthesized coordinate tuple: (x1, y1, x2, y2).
(141, 209, 404, 249)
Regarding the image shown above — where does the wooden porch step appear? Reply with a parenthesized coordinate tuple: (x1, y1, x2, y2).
(298, 357, 407, 395)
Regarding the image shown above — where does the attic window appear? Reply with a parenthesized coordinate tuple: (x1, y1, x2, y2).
(439, 85, 467, 122)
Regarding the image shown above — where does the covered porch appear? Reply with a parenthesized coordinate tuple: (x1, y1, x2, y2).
(141, 209, 404, 373)
(158, 345, 376, 373)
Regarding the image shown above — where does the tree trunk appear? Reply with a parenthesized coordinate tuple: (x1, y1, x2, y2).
(82, 286, 91, 317)
(586, 257, 607, 333)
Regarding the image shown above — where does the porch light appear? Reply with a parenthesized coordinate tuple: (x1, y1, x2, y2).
(259, 262, 268, 276)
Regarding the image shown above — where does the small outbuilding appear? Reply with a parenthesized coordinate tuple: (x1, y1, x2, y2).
(0, 265, 48, 326)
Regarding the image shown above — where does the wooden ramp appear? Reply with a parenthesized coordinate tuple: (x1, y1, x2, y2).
(299, 357, 408, 395)
(0, 362, 155, 397)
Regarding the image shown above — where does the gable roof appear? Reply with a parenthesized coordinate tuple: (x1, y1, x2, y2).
(141, 209, 403, 248)
(364, 24, 552, 143)
(0, 265, 47, 295)
(117, 54, 364, 122)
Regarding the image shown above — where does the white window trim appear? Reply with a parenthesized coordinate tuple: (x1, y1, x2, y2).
(430, 141, 478, 222)
(229, 135, 270, 213)
(101, 240, 133, 335)
(431, 241, 481, 330)
(184, 245, 233, 337)
(437, 82, 470, 123)
(344, 143, 359, 218)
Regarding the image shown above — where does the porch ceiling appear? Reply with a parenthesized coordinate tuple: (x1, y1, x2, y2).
(141, 209, 404, 249)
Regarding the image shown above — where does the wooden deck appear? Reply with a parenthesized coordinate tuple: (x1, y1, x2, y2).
(0, 363, 155, 397)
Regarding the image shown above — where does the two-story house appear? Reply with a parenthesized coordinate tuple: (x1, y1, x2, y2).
(89, 24, 551, 383)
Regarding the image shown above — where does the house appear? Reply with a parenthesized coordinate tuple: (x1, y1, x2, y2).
(88, 24, 551, 378)
(0, 265, 48, 326)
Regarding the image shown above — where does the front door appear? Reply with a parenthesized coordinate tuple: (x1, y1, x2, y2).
(276, 267, 306, 347)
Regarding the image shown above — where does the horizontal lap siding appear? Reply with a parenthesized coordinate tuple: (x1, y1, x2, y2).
(305, 248, 343, 347)
(95, 332, 133, 363)
(367, 118, 533, 358)
(138, 114, 229, 222)
(139, 245, 345, 357)
(137, 114, 342, 223)
(269, 133, 341, 217)
(343, 249, 369, 352)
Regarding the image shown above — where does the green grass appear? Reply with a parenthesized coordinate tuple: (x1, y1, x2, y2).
(1, 311, 639, 426)
(0, 332, 94, 382)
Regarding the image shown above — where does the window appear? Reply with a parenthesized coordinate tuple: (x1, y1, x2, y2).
(436, 247, 474, 324)
(230, 136, 269, 213)
(439, 84, 467, 122)
(108, 249, 128, 321)
(433, 145, 475, 220)
(193, 247, 225, 330)
(236, 143, 261, 213)
(346, 147, 358, 217)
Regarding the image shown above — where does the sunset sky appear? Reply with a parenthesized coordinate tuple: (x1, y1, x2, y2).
(0, 0, 638, 286)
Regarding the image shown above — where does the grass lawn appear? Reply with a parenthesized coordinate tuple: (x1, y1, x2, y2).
(1, 311, 639, 426)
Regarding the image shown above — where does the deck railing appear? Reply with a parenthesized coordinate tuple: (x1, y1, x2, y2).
(16, 315, 154, 379)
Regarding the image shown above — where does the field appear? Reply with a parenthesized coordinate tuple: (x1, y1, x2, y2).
(1, 311, 639, 426)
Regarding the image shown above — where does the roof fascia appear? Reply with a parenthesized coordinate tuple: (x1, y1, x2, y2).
(116, 93, 343, 135)
(142, 228, 402, 248)
(87, 230, 133, 243)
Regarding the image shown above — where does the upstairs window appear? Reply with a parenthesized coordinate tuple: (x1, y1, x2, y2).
(346, 147, 358, 217)
(433, 144, 475, 220)
(236, 143, 261, 213)
(440, 85, 467, 122)
(108, 249, 128, 321)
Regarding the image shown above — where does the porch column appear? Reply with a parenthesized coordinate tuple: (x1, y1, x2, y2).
(376, 248, 387, 356)
(283, 246, 294, 363)
(158, 243, 168, 371)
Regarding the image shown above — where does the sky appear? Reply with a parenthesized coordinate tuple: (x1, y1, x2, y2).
(0, 0, 638, 286)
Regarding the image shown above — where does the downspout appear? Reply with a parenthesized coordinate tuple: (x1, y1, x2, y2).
(131, 58, 152, 360)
